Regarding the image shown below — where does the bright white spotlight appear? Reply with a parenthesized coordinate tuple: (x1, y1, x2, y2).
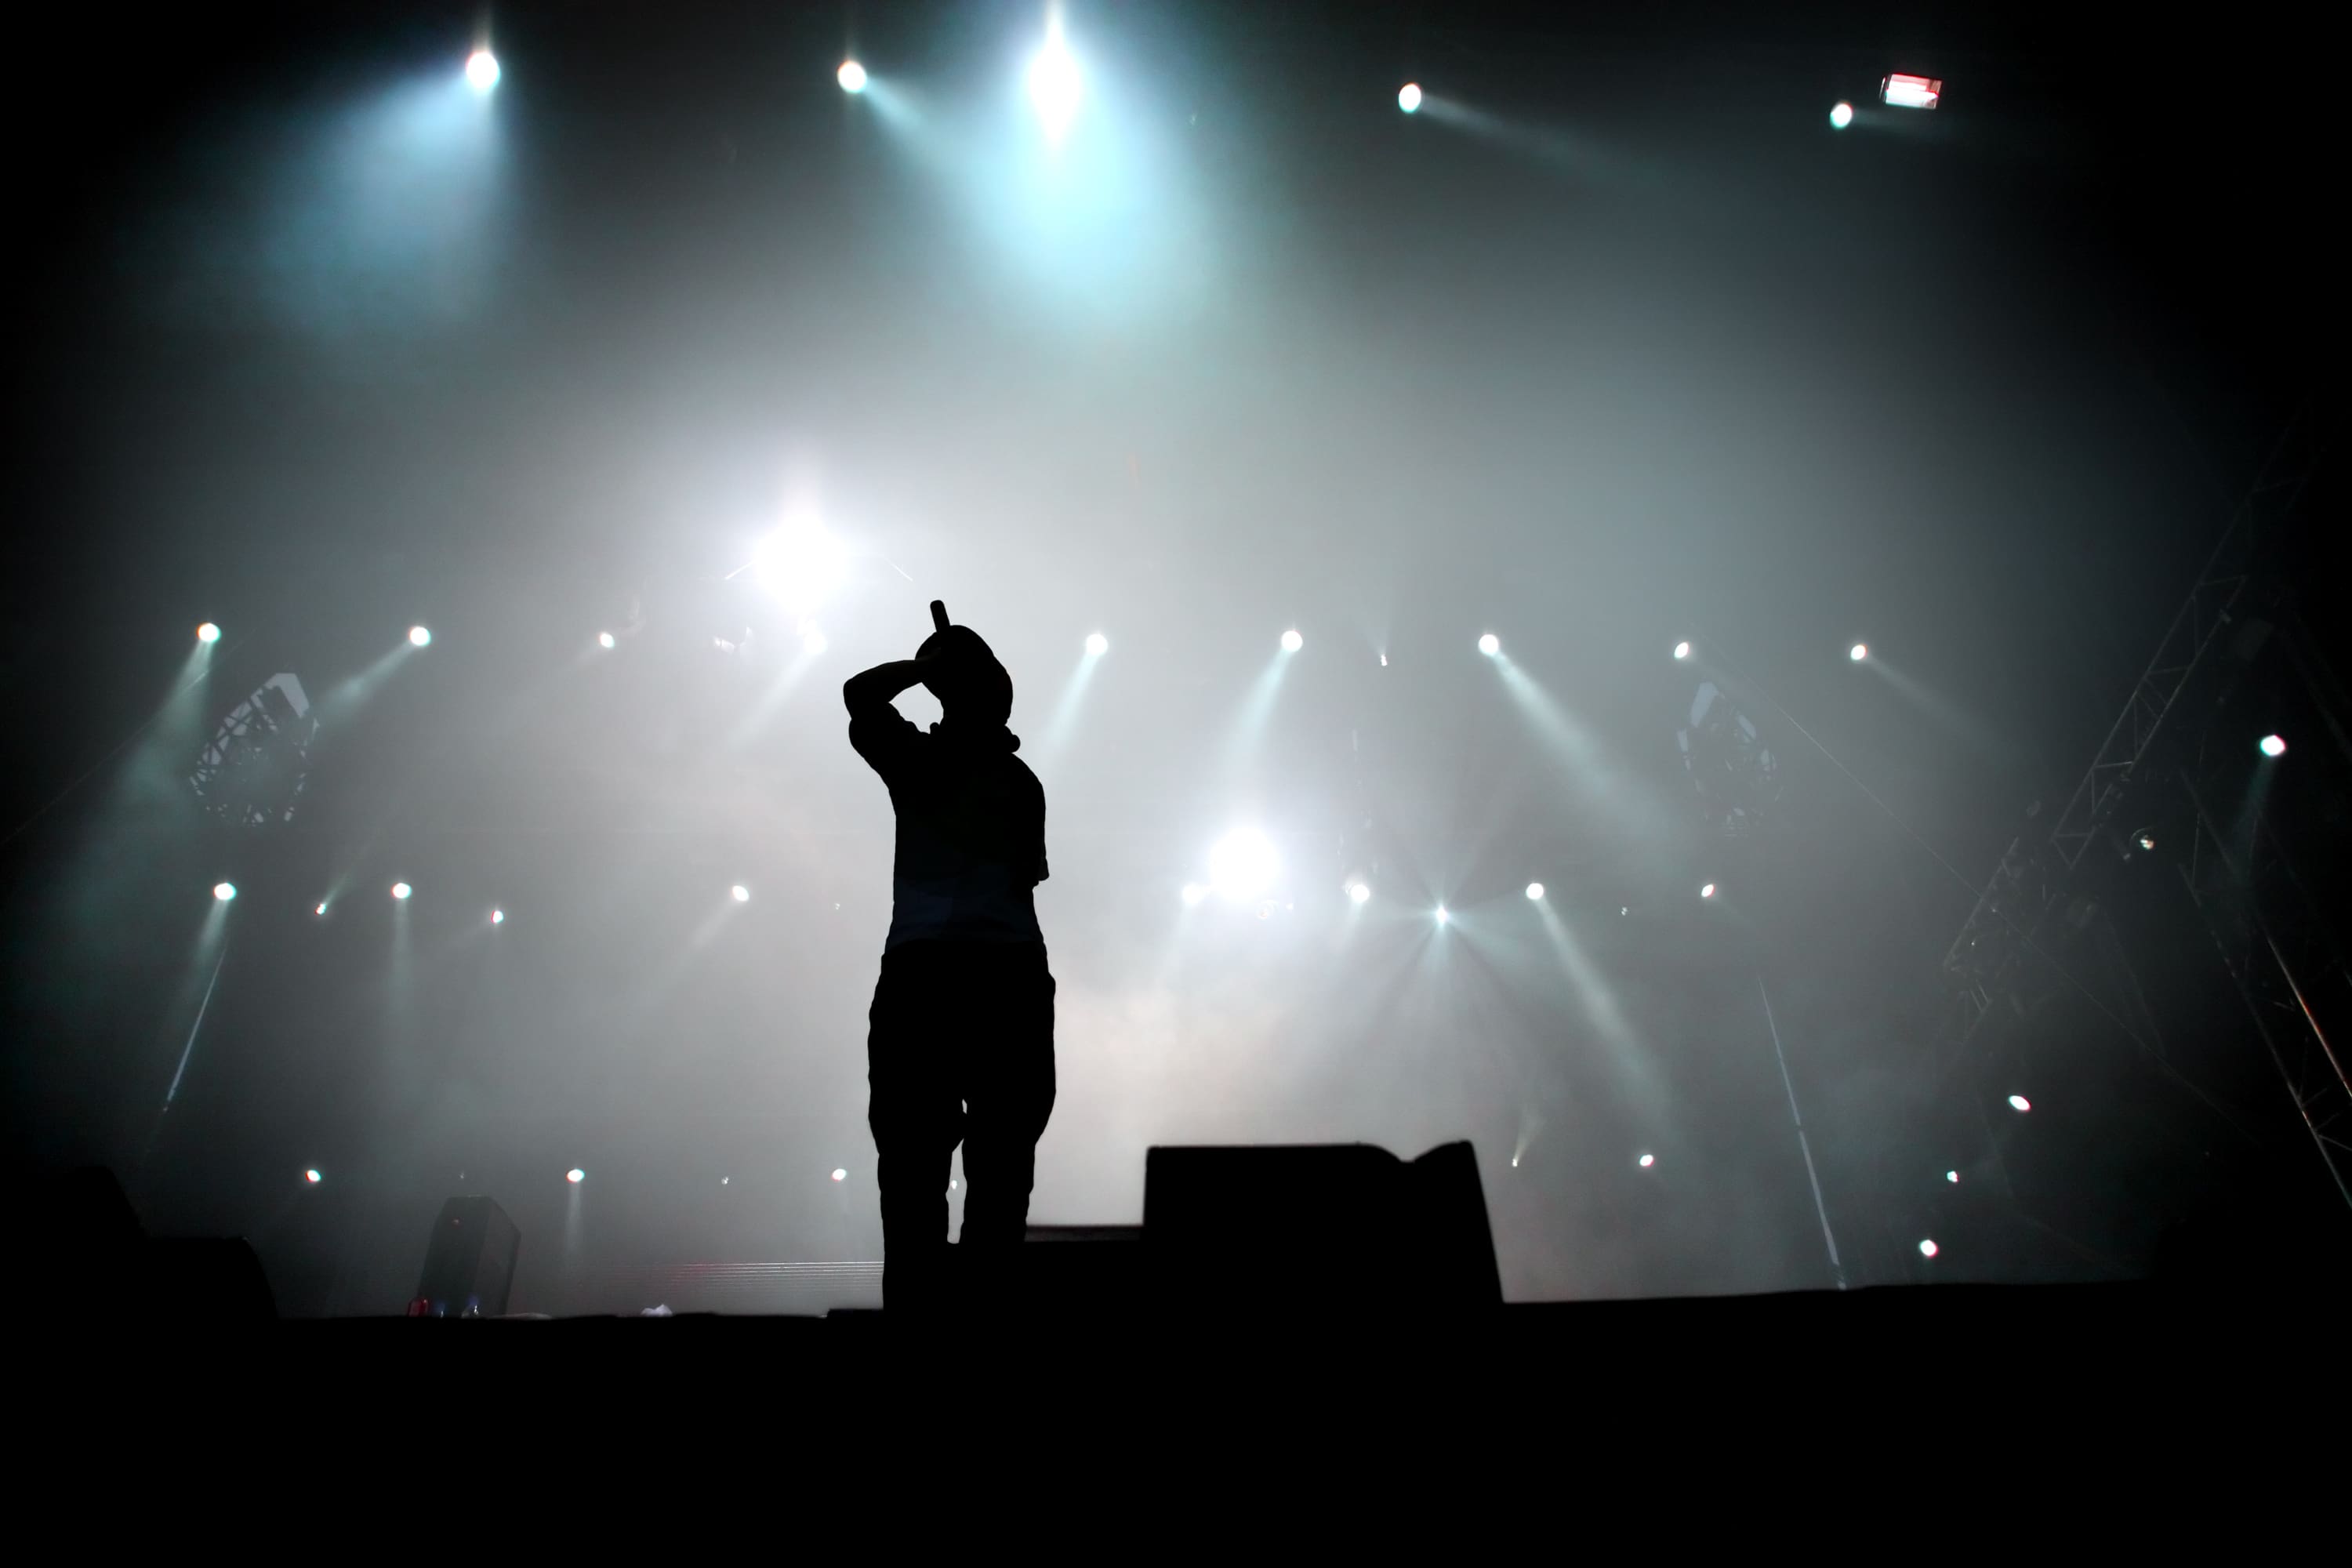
(2259, 734, 2287, 758)
(1281, 629, 1304, 653)
(565, 1167, 584, 1184)
(304, 1168, 321, 1184)
(1028, 23, 1082, 137)
(597, 631, 616, 650)
(1946, 1170, 1959, 1183)
(1347, 880, 1371, 906)
(409, 626, 433, 648)
(1435, 905, 1450, 926)
(196, 622, 221, 644)
(391, 882, 412, 901)
(1849, 643, 1867, 662)
(731, 884, 751, 902)
(1085, 633, 1109, 657)
(1478, 633, 1501, 657)
(838, 60, 868, 93)
(2138, 833, 2157, 851)
(1918, 1238, 1940, 1258)
(1638, 1153, 1655, 1169)
(1881, 73, 1942, 110)
(1700, 883, 1716, 899)
(1208, 829, 1279, 902)
(1829, 101, 1854, 129)
(2007, 1094, 2031, 1112)
(830, 1167, 848, 1182)
(212, 882, 237, 902)
(1397, 82, 1422, 113)
(1181, 883, 1207, 906)
(1673, 641, 1691, 660)
(314, 902, 328, 916)
(1525, 882, 1544, 901)
(752, 526, 848, 620)
(466, 49, 500, 94)
(491, 909, 505, 925)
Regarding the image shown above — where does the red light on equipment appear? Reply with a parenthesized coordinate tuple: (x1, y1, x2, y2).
(1881, 73, 1942, 109)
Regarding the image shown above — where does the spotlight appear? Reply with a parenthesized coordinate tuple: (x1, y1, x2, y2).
(1700, 883, 1716, 898)
(1435, 906, 1450, 926)
(1638, 1153, 1655, 1168)
(1379, 653, 1388, 667)
(314, 902, 328, 916)
(1397, 82, 1422, 113)
(2007, 1094, 2031, 1112)
(212, 882, 237, 902)
(731, 884, 751, 902)
(409, 626, 433, 648)
(1849, 643, 1867, 662)
(838, 60, 868, 93)
(1347, 880, 1371, 905)
(196, 622, 221, 644)
(2259, 734, 2287, 758)
(1478, 633, 1501, 657)
(597, 631, 616, 650)
(1946, 1170, 1958, 1183)
(1829, 101, 1854, 129)
(830, 1168, 847, 1182)
(391, 882, 412, 900)
(1281, 629, 1304, 653)
(491, 909, 505, 925)
(803, 627, 829, 655)
(1028, 22, 1081, 137)
(750, 526, 848, 620)
(304, 1168, 321, 1184)
(566, 1167, 584, 1184)
(1181, 883, 1207, 906)
(1525, 882, 1544, 901)
(1673, 641, 1690, 660)
(1085, 633, 1109, 657)
(2138, 833, 2156, 851)
(1881, 73, 1942, 110)
(466, 49, 501, 94)
(720, 1176, 730, 1185)
(1918, 1238, 1940, 1258)
(1208, 829, 1279, 902)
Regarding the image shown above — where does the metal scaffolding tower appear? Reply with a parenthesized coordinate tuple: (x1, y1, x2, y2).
(2177, 767, 2352, 1208)
(1935, 410, 2328, 1077)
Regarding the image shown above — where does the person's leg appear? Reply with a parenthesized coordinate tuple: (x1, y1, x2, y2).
(867, 945, 964, 1316)
(956, 947, 1056, 1311)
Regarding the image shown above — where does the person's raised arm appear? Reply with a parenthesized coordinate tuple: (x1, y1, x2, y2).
(843, 656, 931, 715)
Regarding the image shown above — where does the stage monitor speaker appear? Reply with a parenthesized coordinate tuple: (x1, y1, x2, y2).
(1144, 1140, 1502, 1312)
(414, 1196, 521, 1317)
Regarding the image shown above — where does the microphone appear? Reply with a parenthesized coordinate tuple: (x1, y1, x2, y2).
(930, 600, 950, 635)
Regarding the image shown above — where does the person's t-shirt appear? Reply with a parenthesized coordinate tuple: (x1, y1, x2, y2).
(849, 707, 1048, 951)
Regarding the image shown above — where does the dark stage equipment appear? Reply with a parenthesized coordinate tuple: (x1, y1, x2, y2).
(1678, 678, 1782, 840)
(1143, 1141, 1503, 1313)
(1931, 408, 2351, 1214)
(37, 1167, 275, 1321)
(412, 1196, 522, 1318)
(187, 673, 318, 826)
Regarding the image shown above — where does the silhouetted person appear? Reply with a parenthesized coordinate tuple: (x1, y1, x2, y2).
(845, 604, 1054, 1316)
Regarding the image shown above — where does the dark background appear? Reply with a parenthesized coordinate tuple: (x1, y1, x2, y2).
(2, 2, 2342, 1314)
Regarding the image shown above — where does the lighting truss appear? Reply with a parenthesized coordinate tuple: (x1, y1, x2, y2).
(189, 673, 318, 826)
